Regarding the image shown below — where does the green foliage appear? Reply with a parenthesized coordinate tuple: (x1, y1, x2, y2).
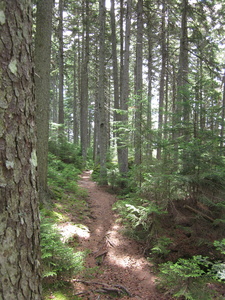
(151, 236, 172, 257)
(48, 139, 83, 169)
(113, 197, 164, 241)
(91, 163, 101, 182)
(141, 134, 225, 210)
(48, 153, 80, 192)
(212, 239, 225, 281)
(40, 215, 85, 279)
(43, 282, 81, 300)
(214, 239, 225, 255)
(157, 256, 220, 300)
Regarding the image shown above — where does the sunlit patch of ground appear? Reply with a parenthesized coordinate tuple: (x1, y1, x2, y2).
(57, 222, 90, 242)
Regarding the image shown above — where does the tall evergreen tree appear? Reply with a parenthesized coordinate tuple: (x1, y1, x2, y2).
(34, 0, 53, 202)
(58, 0, 64, 135)
(134, 0, 143, 173)
(98, 0, 108, 183)
(0, 1, 42, 298)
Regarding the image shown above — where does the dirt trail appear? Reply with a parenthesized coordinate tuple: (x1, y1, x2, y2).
(74, 170, 170, 300)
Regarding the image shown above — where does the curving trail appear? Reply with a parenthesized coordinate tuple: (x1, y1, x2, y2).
(74, 170, 173, 300)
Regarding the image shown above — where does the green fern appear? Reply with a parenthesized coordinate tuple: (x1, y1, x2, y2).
(40, 215, 85, 279)
(157, 256, 221, 300)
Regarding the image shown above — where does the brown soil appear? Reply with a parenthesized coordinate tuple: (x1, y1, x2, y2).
(73, 170, 174, 300)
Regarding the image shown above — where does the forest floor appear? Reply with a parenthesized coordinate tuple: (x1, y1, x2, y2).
(68, 170, 174, 300)
(45, 170, 225, 299)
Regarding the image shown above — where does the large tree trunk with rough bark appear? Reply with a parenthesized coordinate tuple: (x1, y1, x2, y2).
(0, 1, 42, 299)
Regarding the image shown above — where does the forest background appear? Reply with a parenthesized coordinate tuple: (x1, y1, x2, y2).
(37, 0, 225, 202)
(27, 0, 225, 298)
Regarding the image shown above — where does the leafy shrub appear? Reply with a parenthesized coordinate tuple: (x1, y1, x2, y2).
(157, 255, 221, 300)
(48, 153, 80, 192)
(214, 239, 225, 255)
(48, 140, 82, 169)
(113, 197, 164, 241)
(212, 239, 225, 281)
(40, 215, 85, 279)
(151, 236, 172, 258)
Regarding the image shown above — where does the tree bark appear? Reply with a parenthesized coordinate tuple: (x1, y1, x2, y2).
(157, 0, 166, 160)
(98, 0, 108, 184)
(134, 0, 143, 172)
(58, 0, 64, 136)
(73, 41, 79, 144)
(34, 0, 53, 203)
(80, 0, 90, 165)
(177, 0, 189, 135)
(118, 0, 131, 175)
(0, 1, 42, 299)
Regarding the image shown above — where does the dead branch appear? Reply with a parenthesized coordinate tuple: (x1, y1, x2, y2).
(105, 236, 115, 247)
(94, 250, 108, 259)
(114, 284, 132, 296)
(95, 287, 122, 294)
(74, 291, 90, 296)
(184, 205, 214, 222)
(73, 279, 131, 296)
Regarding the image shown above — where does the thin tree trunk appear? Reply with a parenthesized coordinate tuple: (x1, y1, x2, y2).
(34, 0, 53, 202)
(58, 0, 64, 136)
(119, 0, 131, 176)
(80, 0, 90, 164)
(157, 0, 166, 160)
(73, 42, 79, 144)
(220, 72, 225, 151)
(134, 0, 143, 173)
(177, 0, 189, 137)
(146, 3, 153, 160)
(98, 0, 108, 184)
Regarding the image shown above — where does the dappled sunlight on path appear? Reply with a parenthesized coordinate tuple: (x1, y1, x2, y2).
(74, 170, 172, 299)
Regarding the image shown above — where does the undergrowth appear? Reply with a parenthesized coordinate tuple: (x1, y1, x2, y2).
(157, 253, 225, 300)
(40, 215, 85, 279)
(113, 193, 225, 299)
(113, 196, 165, 241)
(41, 144, 90, 299)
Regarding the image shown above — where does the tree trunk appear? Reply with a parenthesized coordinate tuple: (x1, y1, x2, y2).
(34, 0, 53, 203)
(98, 0, 108, 184)
(157, 0, 166, 160)
(110, 0, 125, 176)
(80, 0, 90, 165)
(73, 41, 79, 144)
(58, 0, 64, 136)
(220, 73, 225, 151)
(118, 0, 131, 175)
(0, 1, 42, 298)
(134, 0, 143, 174)
(177, 0, 189, 136)
(146, 3, 153, 161)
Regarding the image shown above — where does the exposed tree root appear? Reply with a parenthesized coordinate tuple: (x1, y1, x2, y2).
(73, 279, 132, 297)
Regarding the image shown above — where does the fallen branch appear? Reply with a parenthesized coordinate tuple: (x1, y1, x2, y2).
(184, 205, 214, 222)
(95, 287, 123, 295)
(73, 279, 131, 296)
(74, 291, 90, 296)
(94, 250, 108, 259)
(114, 284, 132, 297)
